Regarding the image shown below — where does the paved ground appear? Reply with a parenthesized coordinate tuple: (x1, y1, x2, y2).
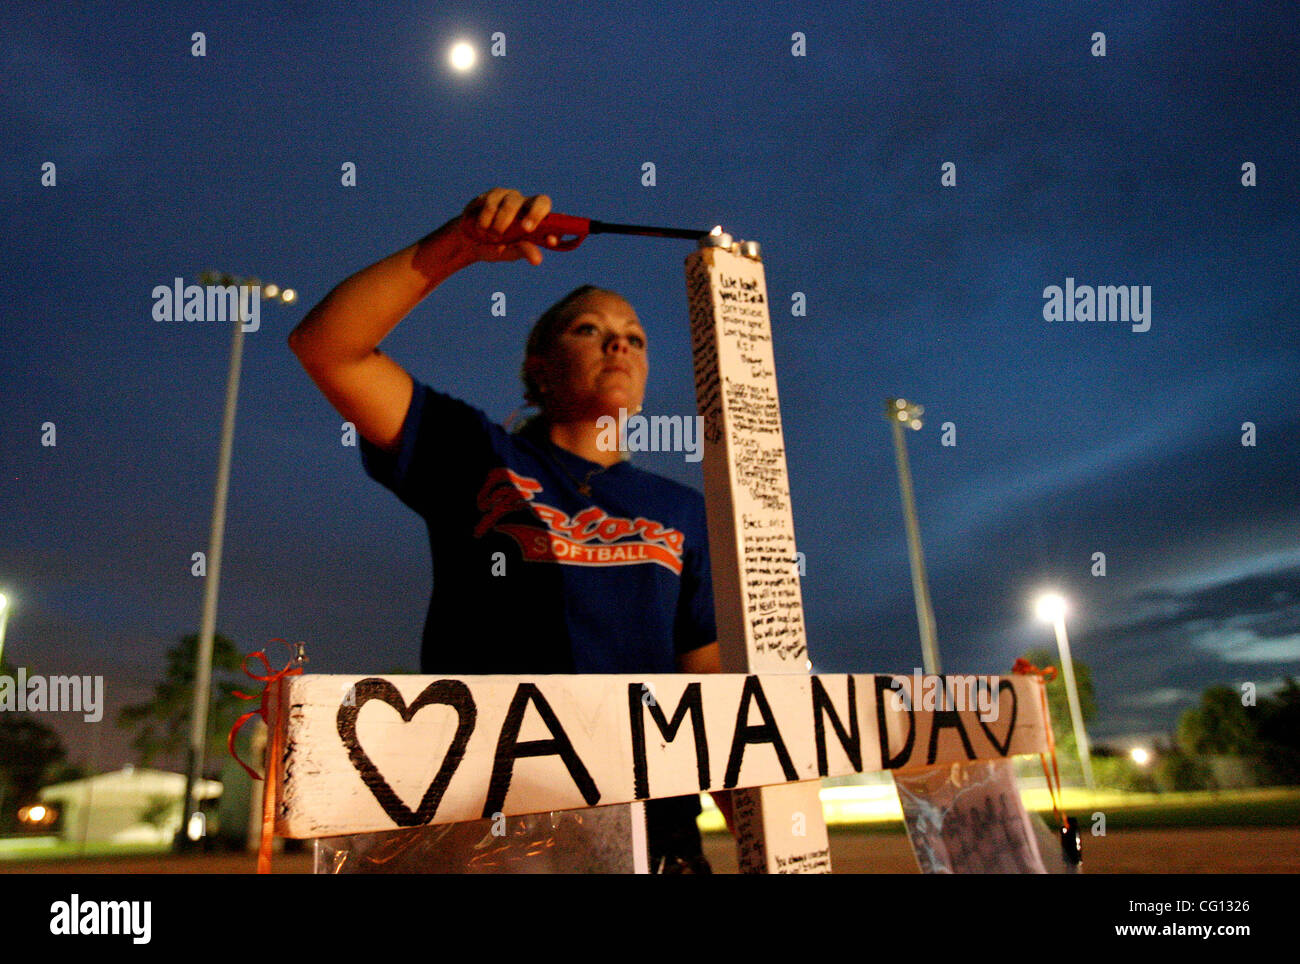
(1, 827, 1297, 873)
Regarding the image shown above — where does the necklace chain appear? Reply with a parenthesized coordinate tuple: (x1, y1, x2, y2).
(535, 441, 612, 497)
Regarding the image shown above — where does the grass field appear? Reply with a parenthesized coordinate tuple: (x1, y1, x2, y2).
(0, 836, 173, 862)
(1033, 786, 1300, 829)
(696, 785, 1300, 832)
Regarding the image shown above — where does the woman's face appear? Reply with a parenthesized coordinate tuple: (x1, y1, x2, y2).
(533, 292, 648, 421)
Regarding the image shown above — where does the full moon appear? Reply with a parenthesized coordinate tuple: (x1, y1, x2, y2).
(449, 42, 476, 72)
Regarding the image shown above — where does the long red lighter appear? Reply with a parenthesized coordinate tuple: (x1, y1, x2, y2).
(464, 212, 715, 251)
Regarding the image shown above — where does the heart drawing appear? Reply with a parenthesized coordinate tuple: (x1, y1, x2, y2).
(336, 678, 477, 827)
(977, 679, 1018, 757)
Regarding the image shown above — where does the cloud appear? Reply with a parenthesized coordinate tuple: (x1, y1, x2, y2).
(1186, 626, 1300, 664)
(1114, 569, 1300, 640)
(1121, 687, 1196, 708)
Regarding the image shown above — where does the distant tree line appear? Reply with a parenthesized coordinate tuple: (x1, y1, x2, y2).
(1020, 646, 1300, 790)
(1171, 678, 1300, 789)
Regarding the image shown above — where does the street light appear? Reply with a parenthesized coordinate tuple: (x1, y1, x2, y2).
(1034, 592, 1095, 791)
(885, 398, 940, 674)
(177, 271, 296, 851)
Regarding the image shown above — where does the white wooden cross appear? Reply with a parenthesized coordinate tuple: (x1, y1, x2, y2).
(266, 233, 1052, 872)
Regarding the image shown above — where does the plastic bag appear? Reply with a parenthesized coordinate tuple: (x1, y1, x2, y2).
(894, 758, 1080, 874)
(313, 802, 645, 873)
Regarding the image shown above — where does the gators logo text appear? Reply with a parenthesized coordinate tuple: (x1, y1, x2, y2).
(474, 468, 685, 574)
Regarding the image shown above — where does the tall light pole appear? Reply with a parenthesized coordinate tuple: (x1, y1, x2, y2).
(1035, 592, 1095, 791)
(0, 592, 10, 667)
(177, 272, 296, 850)
(1, 592, 14, 824)
(886, 398, 940, 675)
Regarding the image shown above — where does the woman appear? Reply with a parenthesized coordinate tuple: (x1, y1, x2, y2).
(289, 188, 725, 872)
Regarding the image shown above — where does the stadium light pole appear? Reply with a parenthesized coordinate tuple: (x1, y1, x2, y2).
(1, 593, 18, 824)
(177, 272, 297, 851)
(0, 592, 11, 666)
(1035, 592, 1095, 791)
(885, 398, 940, 675)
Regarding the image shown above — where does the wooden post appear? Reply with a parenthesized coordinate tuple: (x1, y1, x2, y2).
(685, 236, 831, 873)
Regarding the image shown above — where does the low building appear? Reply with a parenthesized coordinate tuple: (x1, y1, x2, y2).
(39, 767, 221, 845)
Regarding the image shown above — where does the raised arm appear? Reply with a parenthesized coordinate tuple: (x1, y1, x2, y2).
(288, 189, 556, 453)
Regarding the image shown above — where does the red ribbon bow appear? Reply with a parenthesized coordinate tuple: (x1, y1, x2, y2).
(1012, 657, 1057, 682)
(226, 638, 305, 873)
(228, 639, 304, 779)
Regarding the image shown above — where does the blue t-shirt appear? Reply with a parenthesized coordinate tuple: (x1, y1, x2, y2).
(359, 380, 717, 675)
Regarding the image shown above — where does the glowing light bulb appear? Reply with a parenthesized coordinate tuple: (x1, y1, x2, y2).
(1035, 593, 1068, 622)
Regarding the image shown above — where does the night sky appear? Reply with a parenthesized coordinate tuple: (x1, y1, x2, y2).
(2, 1, 1297, 771)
